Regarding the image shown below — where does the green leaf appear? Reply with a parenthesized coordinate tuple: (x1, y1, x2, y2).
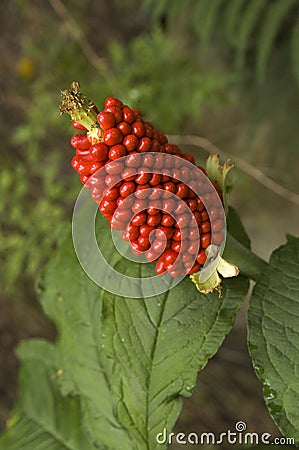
(226, 206, 251, 250)
(248, 236, 299, 444)
(192, 0, 224, 42)
(0, 340, 95, 450)
(101, 262, 249, 448)
(290, 17, 299, 89)
(38, 220, 132, 450)
(41, 215, 248, 449)
(224, 0, 247, 46)
(236, 0, 268, 73)
(256, 0, 298, 84)
(3, 213, 249, 449)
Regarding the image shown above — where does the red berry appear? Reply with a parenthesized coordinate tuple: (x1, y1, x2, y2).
(135, 184, 151, 199)
(200, 233, 211, 249)
(104, 97, 123, 109)
(135, 169, 151, 185)
(176, 183, 189, 198)
(149, 173, 162, 186)
(117, 196, 134, 208)
(104, 128, 123, 146)
(161, 213, 175, 227)
(109, 144, 126, 160)
(97, 111, 116, 130)
(147, 213, 161, 227)
(105, 106, 123, 124)
(196, 250, 207, 265)
(197, 198, 205, 212)
(162, 181, 176, 194)
(130, 241, 145, 254)
(212, 219, 224, 232)
(71, 134, 90, 150)
(127, 224, 139, 240)
(182, 153, 195, 164)
(163, 249, 177, 265)
(142, 153, 155, 167)
(186, 199, 197, 212)
(188, 262, 201, 275)
(90, 142, 109, 161)
(151, 139, 161, 152)
(189, 227, 199, 240)
(171, 241, 181, 253)
(121, 167, 137, 181)
(132, 121, 145, 138)
(146, 249, 159, 262)
(137, 137, 152, 152)
(173, 229, 181, 241)
(147, 207, 160, 216)
(104, 187, 119, 201)
(160, 199, 174, 214)
(176, 214, 190, 228)
(132, 199, 147, 214)
(99, 199, 117, 214)
(155, 131, 168, 144)
(152, 239, 166, 253)
(201, 210, 209, 222)
(72, 120, 87, 131)
(119, 181, 135, 197)
(117, 121, 132, 135)
(110, 217, 125, 230)
(123, 134, 139, 151)
(200, 221, 211, 233)
(131, 212, 147, 226)
(140, 224, 155, 237)
(212, 232, 224, 246)
(80, 174, 90, 184)
(145, 126, 154, 138)
(89, 161, 104, 174)
(187, 241, 199, 254)
(155, 259, 166, 275)
(113, 209, 130, 223)
(105, 175, 122, 187)
(122, 106, 135, 124)
(105, 161, 123, 175)
(138, 236, 150, 250)
(157, 226, 173, 240)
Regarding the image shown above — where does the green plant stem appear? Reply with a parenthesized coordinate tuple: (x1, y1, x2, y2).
(223, 233, 268, 282)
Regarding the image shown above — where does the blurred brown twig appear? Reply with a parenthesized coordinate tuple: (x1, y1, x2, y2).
(48, 0, 116, 90)
(169, 134, 299, 207)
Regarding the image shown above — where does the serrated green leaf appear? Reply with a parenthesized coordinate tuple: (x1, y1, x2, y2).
(248, 236, 299, 444)
(0, 340, 95, 450)
(3, 211, 249, 449)
(42, 214, 248, 449)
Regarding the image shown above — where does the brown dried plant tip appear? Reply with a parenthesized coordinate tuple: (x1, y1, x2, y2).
(60, 81, 89, 115)
(60, 82, 98, 135)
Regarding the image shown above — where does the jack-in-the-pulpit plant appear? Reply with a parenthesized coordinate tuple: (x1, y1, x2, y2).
(0, 83, 298, 450)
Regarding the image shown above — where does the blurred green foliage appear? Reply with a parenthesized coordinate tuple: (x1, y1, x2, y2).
(1, 0, 298, 300)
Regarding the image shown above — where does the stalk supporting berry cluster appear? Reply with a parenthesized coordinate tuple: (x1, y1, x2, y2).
(61, 82, 238, 293)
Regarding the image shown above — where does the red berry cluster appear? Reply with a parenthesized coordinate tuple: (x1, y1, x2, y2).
(68, 96, 224, 277)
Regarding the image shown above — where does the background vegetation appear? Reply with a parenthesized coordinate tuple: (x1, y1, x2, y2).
(1, 0, 298, 448)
